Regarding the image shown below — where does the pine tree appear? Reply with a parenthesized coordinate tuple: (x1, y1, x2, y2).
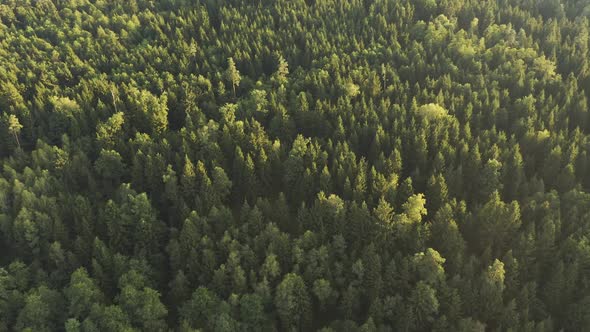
(226, 57, 241, 98)
(7, 114, 23, 148)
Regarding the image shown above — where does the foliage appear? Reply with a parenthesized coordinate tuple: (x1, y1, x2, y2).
(0, 0, 589, 330)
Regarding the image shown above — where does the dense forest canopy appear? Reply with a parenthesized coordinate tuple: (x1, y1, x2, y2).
(1, 0, 590, 331)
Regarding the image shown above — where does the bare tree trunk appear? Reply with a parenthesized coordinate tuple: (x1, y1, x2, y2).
(111, 88, 119, 113)
(14, 132, 20, 149)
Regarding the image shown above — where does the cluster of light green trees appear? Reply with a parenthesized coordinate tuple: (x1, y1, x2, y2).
(1, 0, 590, 331)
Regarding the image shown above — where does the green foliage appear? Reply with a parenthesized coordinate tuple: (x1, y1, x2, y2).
(64, 268, 104, 321)
(417, 103, 449, 120)
(275, 273, 312, 330)
(7, 114, 23, 148)
(118, 284, 167, 331)
(403, 193, 428, 223)
(15, 286, 65, 332)
(0, 0, 589, 330)
(96, 112, 125, 150)
(226, 57, 242, 98)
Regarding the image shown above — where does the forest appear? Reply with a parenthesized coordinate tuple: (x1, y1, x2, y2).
(1, 0, 590, 331)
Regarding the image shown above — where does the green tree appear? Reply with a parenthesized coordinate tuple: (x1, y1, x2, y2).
(95, 149, 125, 189)
(226, 57, 241, 98)
(103, 184, 165, 257)
(96, 112, 125, 150)
(64, 268, 104, 321)
(412, 248, 446, 285)
(313, 279, 333, 310)
(477, 259, 505, 325)
(274, 54, 289, 86)
(470, 192, 521, 256)
(239, 294, 267, 331)
(275, 273, 312, 331)
(411, 281, 440, 330)
(15, 286, 65, 332)
(118, 271, 168, 331)
(426, 174, 448, 214)
(403, 193, 428, 224)
(8, 114, 23, 148)
(180, 287, 220, 330)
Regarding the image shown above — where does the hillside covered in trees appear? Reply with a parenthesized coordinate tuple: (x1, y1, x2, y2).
(1, 0, 590, 331)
